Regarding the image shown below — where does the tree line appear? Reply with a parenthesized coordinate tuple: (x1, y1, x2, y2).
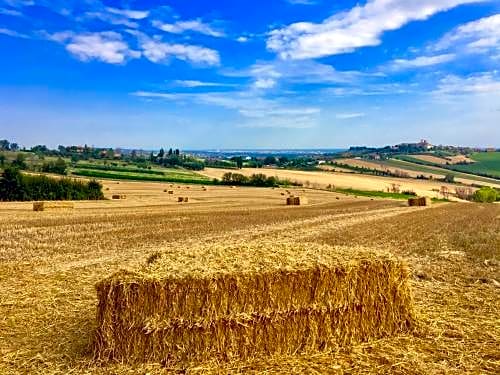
(0, 167, 104, 201)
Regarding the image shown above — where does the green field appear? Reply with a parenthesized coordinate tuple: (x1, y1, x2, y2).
(451, 152, 500, 178)
(72, 168, 212, 184)
(332, 187, 448, 202)
(392, 156, 499, 183)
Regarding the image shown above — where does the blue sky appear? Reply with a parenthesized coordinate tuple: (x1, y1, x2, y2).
(0, 0, 499, 149)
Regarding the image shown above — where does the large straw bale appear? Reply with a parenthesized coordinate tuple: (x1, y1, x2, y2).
(33, 201, 74, 211)
(408, 197, 431, 207)
(286, 196, 308, 205)
(94, 242, 414, 365)
(112, 194, 126, 200)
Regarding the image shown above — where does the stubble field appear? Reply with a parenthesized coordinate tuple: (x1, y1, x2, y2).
(0, 180, 498, 374)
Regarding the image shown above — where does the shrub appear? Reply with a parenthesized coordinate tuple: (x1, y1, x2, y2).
(473, 187, 497, 203)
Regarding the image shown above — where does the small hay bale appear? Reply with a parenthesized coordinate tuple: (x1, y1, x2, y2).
(33, 201, 74, 211)
(408, 197, 431, 207)
(183, 197, 189, 203)
(168, 191, 174, 195)
(178, 197, 184, 202)
(94, 242, 415, 366)
(112, 194, 127, 200)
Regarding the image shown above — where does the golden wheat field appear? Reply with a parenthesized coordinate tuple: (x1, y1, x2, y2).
(0, 179, 499, 374)
(199, 167, 500, 200)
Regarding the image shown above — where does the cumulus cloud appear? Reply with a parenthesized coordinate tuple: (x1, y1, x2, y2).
(268, 0, 485, 59)
(139, 37, 220, 66)
(153, 19, 224, 37)
(105, 7, 149, 20)
(433, 72, 500, 96)
(434, 14, 500, 55)
(50, 31, 140, 64)
(236, 36, 249, 43)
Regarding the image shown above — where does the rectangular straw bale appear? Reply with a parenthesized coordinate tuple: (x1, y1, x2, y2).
(33, 201, 74, 211)
(94, 242, 414, 365)
(286, 196, 307, 205)
(408, 197, 431, 207)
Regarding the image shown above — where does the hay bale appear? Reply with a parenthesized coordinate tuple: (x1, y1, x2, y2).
(94, 242, 415, 365)
(178, 197, 189, 203)
(286, 196, 308, 206)
(408, 197, 431, 207)
(168, 191, 174, 195)
(183, 197, 189, 203)
(112, 194, 126, 200)
(33, 201, 74, 211)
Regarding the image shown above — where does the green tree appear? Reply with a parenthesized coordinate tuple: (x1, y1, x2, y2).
(0, 140, 10, 151)
(0, 153, 5, 167)
(11, 153, 27, 169)
(0, 167, 24, 201)
(444, 174, 455, 183)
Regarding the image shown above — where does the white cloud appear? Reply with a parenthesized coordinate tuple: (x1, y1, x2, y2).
(389, 53, 456, 70)
(51, 31, 140, 64)
(268, 0, 485, 59)
(174, 80, 234, 87)
(225, 59, 376, 90)
(336, 112, 365, 119)
(433, 72, 500, 96)
(140, 37, 220, 66)
(153, 19, 224, 37)
(434, 14, 500, 55)
(0, 8, 23, 16)
(0, 27, 28, 38)
(1, 0, 34, 7)
(285, 0, 317, 5)
(253, 78, 277, 89)
(132, 90, 320, 128)
(106, 7, 149, 20)
(236, 36, 249, 43)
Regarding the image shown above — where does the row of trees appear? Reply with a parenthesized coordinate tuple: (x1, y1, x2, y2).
(0, 139, 19, 151)
(221, 172, 300, 187)
(0, 168, 104, 201)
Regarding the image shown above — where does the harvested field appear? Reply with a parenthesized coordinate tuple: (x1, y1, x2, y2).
(200, 167, 490, 199)
(413, 154, 474, 165)
(337, 158, 443, 179)
(0, 179, 498, 374)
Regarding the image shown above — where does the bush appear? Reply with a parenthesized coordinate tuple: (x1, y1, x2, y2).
(0, 167, 104, 201)
(473, 187, 497, 203)
(41, 157, 68, 175)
